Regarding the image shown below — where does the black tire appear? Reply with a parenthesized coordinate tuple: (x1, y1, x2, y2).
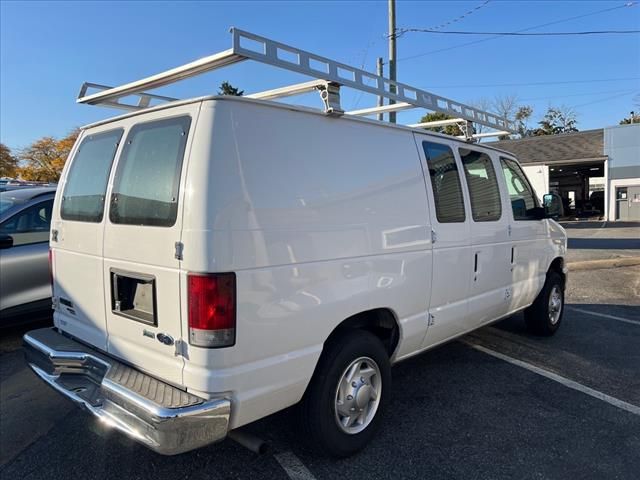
(524, 271, 565, 336)
(298, 330, 391, 458)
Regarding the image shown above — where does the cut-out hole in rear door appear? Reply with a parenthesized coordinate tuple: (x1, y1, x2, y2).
(110, 270, 157, 326)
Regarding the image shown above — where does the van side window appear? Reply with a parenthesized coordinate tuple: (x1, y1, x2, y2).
(500, 157, 540, 220)
(110, 116, 191, 227)
(422, 141, 465, 223)
(61, 129, 123, 222)
(459, 148, 502, 222)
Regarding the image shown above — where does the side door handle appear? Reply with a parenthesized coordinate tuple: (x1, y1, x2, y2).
(473, 252, 479, 281)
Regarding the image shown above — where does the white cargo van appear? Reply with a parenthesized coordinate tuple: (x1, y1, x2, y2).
(25, 29, 567, 457)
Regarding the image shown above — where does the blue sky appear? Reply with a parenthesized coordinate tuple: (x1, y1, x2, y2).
(1, 0, 639, 150)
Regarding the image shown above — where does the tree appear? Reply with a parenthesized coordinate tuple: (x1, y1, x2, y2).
(218, 81, 243, 96)
(515, 105, 534, 137)
(417, 112, 464, 136)
(470, 95, 527, 140)
(533, 106, 578, 136)
(0, 143, 19, 178)
(489, 94, 521, 140)
(471, 97, 492, 135)
(18, 129, 79, 182)
(619, 111, 640, 124)
(492, 94, 519, 121)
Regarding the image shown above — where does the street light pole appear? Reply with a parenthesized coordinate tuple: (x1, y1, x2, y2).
(388, 0, 397, 123)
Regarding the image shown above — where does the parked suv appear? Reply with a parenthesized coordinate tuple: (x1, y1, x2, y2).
(1, 187, 56, 325)
(25, 96, 567, 457)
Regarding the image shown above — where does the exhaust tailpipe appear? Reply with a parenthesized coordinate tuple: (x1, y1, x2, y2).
(228, 429, 269, 454)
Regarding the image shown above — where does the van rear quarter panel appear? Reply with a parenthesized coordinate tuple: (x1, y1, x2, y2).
(181, 99, 433, 427)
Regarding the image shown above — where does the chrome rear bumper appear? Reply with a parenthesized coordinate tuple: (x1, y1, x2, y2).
(23, 328, 230, 455)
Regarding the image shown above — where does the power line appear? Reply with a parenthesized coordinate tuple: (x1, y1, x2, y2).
(398, 1, 638, 62)
(350, 32, 381, 109)
(572, 90, 637, 108)
(400, 0, 491, 34)
(397, 29, 640, 36)
(421, 77, 640, 89)
(521, 89, 637, 101)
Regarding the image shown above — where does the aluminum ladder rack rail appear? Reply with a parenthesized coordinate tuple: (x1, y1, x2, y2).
(77, 28, 517, 135)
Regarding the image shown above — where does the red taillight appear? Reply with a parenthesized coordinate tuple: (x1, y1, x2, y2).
(48, 249, 54, 289)
(187, 273, 236, 348)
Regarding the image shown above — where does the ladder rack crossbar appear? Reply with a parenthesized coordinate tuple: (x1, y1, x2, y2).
(76, 28, 516, 134)
(78, 83, 179, 111)
(408, 118, 466, 128)
(347, 102, 415, 116)
(77, 49, 244, 106)
(246, 79, 328, 100)
(457, 131, 511, 140)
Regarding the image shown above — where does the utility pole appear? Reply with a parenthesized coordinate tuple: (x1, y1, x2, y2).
(388, 0, 397, 123)
(376, 57, 384, 121)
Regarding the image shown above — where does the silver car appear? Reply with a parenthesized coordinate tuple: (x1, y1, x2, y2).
(0, 187, 56, 325)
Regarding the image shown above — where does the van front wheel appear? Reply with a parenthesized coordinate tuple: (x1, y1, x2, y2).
(298, 330, 391, 457)
(525, 271, 564, 336)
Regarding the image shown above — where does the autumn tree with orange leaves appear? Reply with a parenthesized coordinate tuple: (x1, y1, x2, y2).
(0, 143, 19, 177)
(18, 129, 79, 182)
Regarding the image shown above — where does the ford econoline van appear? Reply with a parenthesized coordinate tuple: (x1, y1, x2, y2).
(24, 30, 567, 458)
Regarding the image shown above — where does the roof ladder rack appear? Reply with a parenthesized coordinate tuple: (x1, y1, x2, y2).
(77, 28, 517, 138)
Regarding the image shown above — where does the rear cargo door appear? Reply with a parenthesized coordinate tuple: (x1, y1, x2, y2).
(51, 127, 124, 350)
(102, 106, 198, 386)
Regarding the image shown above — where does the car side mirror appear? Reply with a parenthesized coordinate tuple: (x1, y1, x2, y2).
(0, 234, 14, 249)
(543, 193, 564, 219)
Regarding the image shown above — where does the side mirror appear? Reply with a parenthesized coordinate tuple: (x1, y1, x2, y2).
(543, 193, 564, 219)
(0, 234, 14, 249)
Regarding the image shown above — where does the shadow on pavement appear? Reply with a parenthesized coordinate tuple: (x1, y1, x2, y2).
(568, 237, 640, 249)
(561, 221, 640, 229)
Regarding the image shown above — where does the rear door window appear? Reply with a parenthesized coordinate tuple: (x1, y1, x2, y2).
(110, 116, 191, 227)
(61, 129, 123, 222)
(459, 148, 502, 222)
(422, 141, 466, 223)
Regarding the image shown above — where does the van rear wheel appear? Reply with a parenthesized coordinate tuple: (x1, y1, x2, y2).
(524, 271, 564, 336)
(298, 330, 390, 457)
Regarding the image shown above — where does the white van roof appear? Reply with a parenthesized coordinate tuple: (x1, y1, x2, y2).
(81, 95, 517, 159)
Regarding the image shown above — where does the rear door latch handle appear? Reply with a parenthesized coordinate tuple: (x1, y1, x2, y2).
(174, 241, 184, 260)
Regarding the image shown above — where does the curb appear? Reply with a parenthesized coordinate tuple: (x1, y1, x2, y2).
(567, 257, 640, 271)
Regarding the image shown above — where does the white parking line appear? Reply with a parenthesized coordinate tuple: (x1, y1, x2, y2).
(466, 342, 640, 416)
(275, 451, 318, 480)
(568, 306, 640, 326)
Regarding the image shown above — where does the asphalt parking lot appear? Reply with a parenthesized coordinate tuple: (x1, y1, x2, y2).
(1, 224, 639, 480)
